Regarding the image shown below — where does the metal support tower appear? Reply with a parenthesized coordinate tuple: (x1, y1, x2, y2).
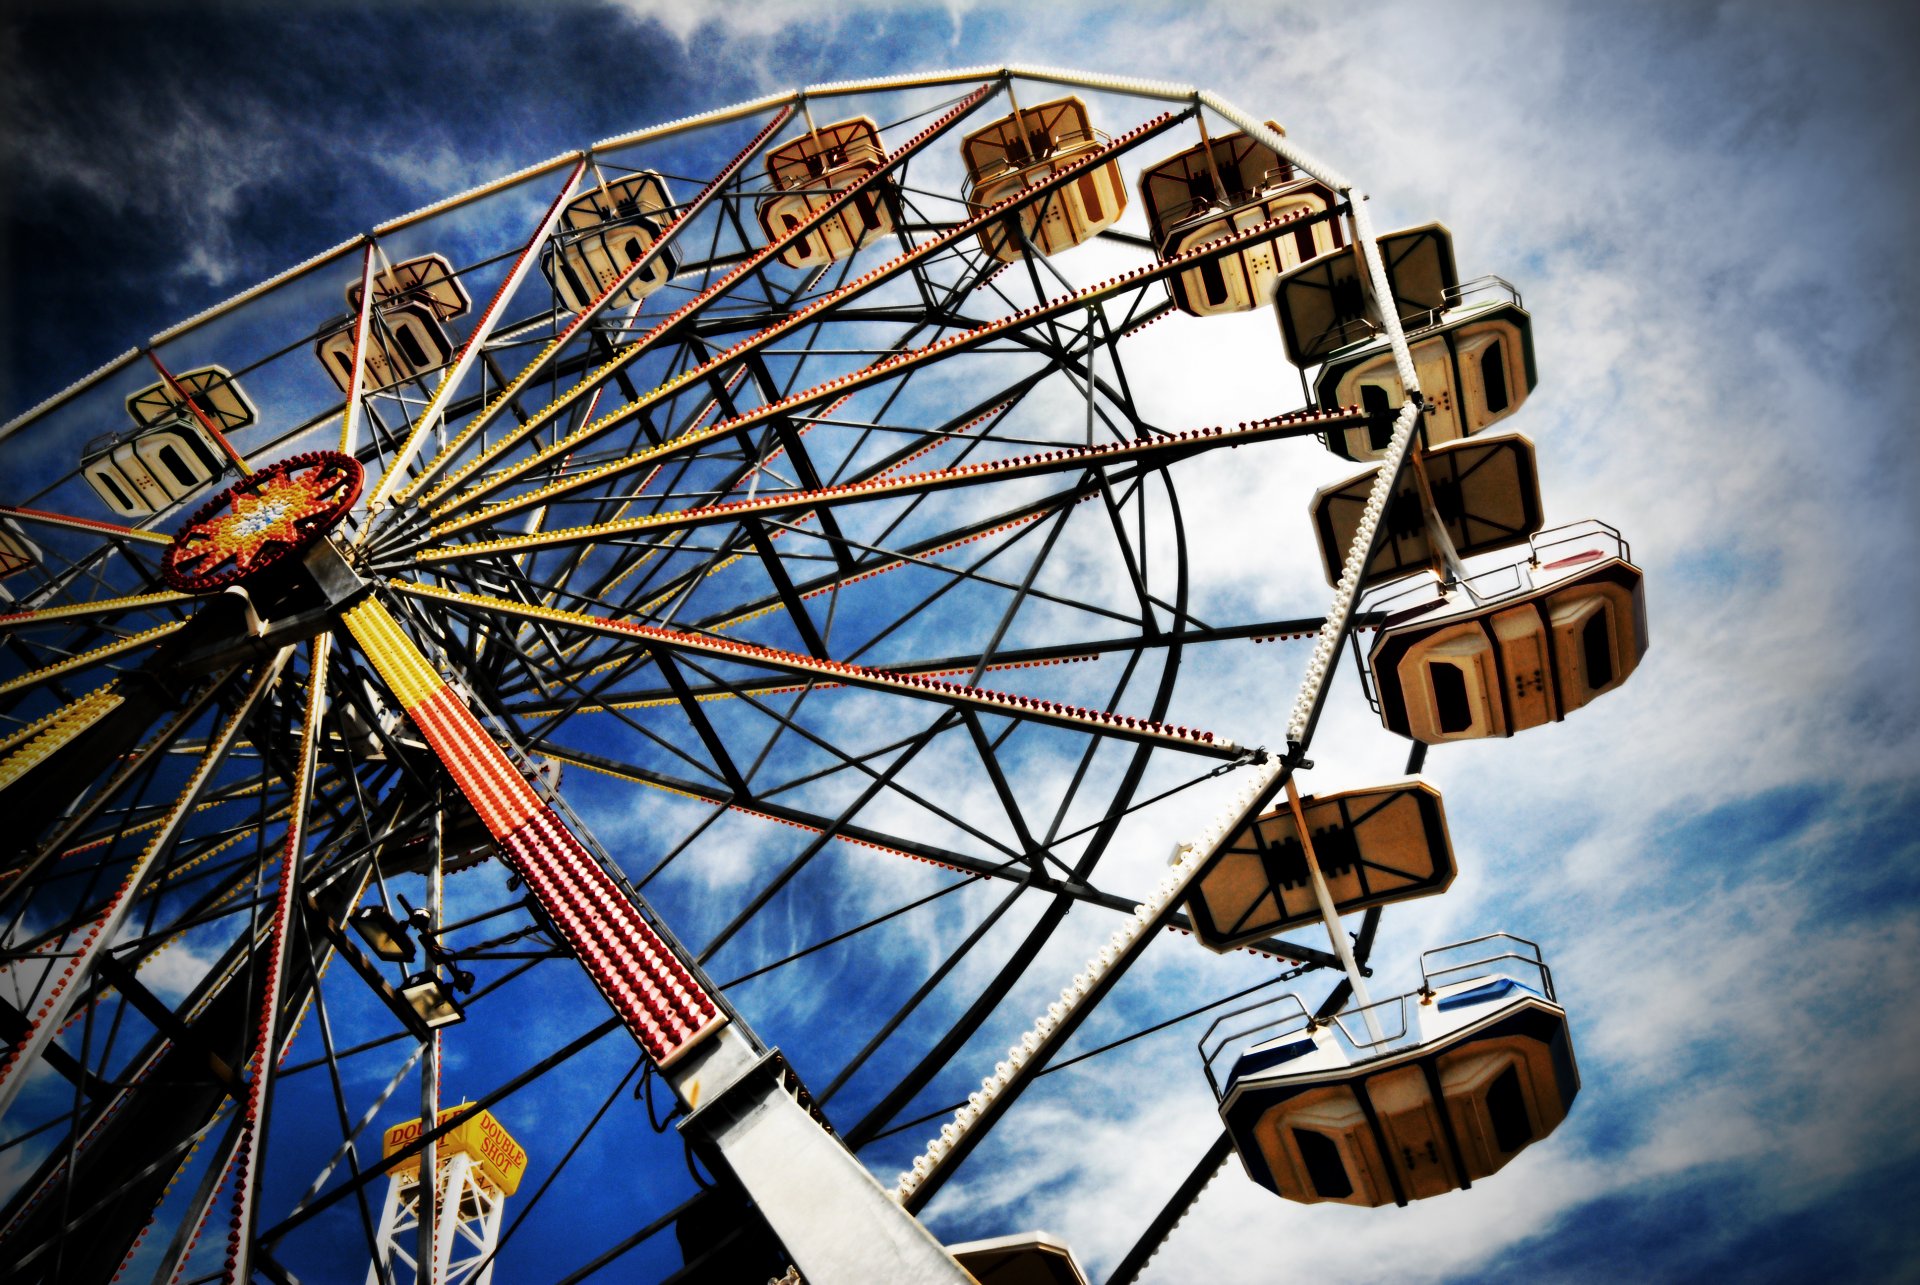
(367, 1148, 505, 1285)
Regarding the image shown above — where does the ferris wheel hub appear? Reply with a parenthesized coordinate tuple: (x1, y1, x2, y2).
(161, 450, 362, 593)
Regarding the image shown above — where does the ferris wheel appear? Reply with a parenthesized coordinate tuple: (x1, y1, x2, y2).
(0, 66, 1646, 1285)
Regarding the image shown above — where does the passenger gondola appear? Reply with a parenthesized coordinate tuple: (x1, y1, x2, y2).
(1184, 779, 1455, 953)
(543, 171, 679, 311)
(1139, 124, 1342, 316)
(1202, 934, 1577, 1207)
(0, 518, 41, 579)
(1273, 225, 1537, 461)
(948, 1231, 1090, 1285)
(80, 365, 254, 518)
(1364, 521, 1648, 743)
(758, 117, 894, 269)
(961, 96, 1126, 262)
(1309, 432, 1544, 589)
(315, 252, 471, 394)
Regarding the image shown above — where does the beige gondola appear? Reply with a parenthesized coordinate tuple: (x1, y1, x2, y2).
(543, 171, 678, 311)
(1273, 223, 1457, 368)
(948, 1231, 1089, 1285)
(1310, 433, 1544, 588)
(1365, 521, 1648, 743)
(316, 252, 472, 395)
(1139, 124, 1343, 317)
(961, 96, 1126, 263)
(1205, 934, 1578, 1208)
(757, 118, 893, 270)
(0, 518, 41, 578)
(1185, 780, 1455, 953)
(81, 365, 255, 518)
(1273, 225, 1536, 462)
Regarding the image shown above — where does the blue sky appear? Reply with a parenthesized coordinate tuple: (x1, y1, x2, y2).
(3, 2, 1918, 1282)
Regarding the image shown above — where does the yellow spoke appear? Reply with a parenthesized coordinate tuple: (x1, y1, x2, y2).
(0, 589, 192, 629)
(0, 620, 188, 698)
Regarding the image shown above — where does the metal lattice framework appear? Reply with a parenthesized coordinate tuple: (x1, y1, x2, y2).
(0, 67, 1451, 1284)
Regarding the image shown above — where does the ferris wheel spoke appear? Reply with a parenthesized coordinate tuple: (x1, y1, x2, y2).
(460, 1054, 646, 1284)
(482, 497, 1141, 709)
(255, 1015, 624, 1251)
(393, 581, 1237, 758)
(957, 706, 1049, 858)
(273, 877, 409, 1284)
(611, 659, 1038, 871)
(0, 504, 173, 549)
(508, 574, 1329, 714)
(12, 804, 286, 960)
(222, 636, 330, 1285)
(690, 704, 974, 965)
(504, 646, 1103, 717)
(841, 525, 1199, 1156)
(515, 356, 1034, 622)
(520, 653, 1044, 887)
(0, 589, 194, 632)
(333, 244, 381, 461)
(541, 741, 1017, 880)
(642, 650, 753, 795)
(0, 681, 127, 791)
(0, 619, 190, 703)
(2, 665, 243, 912)
(365, 158, 591, 514)
(408, 407, 1353, 563)
(543, 454, 1076, 654)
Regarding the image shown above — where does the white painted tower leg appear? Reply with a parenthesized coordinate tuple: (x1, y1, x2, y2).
(367, 1148, 506, 1285)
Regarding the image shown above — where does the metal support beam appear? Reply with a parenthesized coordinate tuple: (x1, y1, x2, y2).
(671, 1033, 971, 1284)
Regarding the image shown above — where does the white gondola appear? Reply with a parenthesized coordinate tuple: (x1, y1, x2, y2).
(542, 171, 678, 311)
(1185, 779, 1455, 953)
(757, 118, 893, 269)
(315, 252, 472, 395)
(961, 96, 1127, 263)
(948, 1231, 1090, 1285)
(81, 365, 254, 519)
(1203, 934, 1577, 1207)
(1139, 124, 1342, 317)
(0, 518, 42, 578)
(1309, 432, 1544, 589)
(1272, 224, 1536, 461)
(1364, 521, 1648, 744)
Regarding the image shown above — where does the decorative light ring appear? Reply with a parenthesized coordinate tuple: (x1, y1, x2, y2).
(163, 452, 362, 593)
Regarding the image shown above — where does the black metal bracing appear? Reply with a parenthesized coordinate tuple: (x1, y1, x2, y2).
(0, 77, 1405, 1283)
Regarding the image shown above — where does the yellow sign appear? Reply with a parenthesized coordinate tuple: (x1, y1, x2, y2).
(381, 1106, 529, 1197)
